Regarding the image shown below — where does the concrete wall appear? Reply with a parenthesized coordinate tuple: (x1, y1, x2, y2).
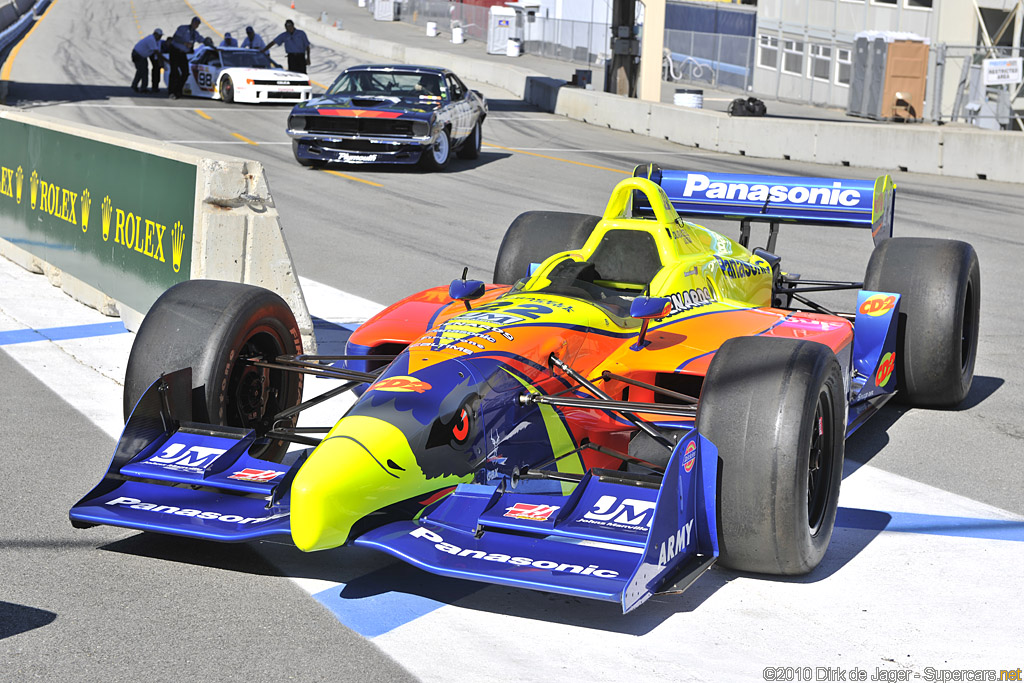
(0, 107, 316, 351)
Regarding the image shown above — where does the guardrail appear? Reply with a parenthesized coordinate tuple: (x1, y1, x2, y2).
(0, 108, 316, 351)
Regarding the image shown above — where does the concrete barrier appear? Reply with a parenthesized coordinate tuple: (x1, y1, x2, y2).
(0, 107, 316, 351)
(265, 0, 1024, 185)
(940, 125, 1024, 181)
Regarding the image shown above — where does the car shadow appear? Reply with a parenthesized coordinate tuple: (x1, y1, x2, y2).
(844, 374, 1003, 477)
(0, 601, 58, 640)
(305, 149, 512, 175)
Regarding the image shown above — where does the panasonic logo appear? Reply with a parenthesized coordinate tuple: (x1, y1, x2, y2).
(682, 173, 862, 207)
(105, 496, 273, 525)
(409, 527, 619, 578)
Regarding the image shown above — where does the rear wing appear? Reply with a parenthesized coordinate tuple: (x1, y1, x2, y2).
(632, 164, 896, 248)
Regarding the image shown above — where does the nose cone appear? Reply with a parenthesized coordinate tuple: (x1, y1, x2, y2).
(290, 415, 465, 551)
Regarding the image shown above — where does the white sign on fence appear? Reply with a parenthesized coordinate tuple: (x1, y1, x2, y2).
(982, 57, 1023, 85)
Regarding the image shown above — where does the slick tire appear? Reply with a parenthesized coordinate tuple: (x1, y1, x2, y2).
(220, 76, 234, 103)
(863, 237, 980, 408)
(493, 211, 600, 285)
(421, 127, 452, 171)
(123, 280, 303, 462)
(456, 120, 483, 160)
(696, 336, 845, 575)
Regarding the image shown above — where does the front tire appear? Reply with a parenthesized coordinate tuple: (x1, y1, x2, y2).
(697, 336, 845, 575)
(863, 237, 980, 408)
(420, 127, 451, 171)
(220, 76, 234, 103)
(493, 211, 600, 284)
(123, 280, 304, 462)
(456, 121, 482, 160)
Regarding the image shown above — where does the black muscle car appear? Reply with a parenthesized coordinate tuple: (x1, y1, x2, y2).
(286, 65, 487, 171)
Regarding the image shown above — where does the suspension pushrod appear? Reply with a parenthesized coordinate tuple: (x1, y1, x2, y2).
(548, 355, 676, 449)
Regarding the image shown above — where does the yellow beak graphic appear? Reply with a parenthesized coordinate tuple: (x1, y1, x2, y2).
(290, 415, 468, 551)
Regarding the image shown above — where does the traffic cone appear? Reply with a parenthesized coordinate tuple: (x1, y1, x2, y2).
(290, 1, 295, 8)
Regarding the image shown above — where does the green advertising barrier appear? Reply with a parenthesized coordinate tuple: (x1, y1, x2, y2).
(0, 116, 195, 314)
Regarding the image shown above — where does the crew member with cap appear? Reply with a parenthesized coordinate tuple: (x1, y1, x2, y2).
(220, 32, 238, 47)
(169, 16, 204, 99)
(131, 28, 163, 93)
(241, 26, 265, 50)
(263, 20, 310, 74)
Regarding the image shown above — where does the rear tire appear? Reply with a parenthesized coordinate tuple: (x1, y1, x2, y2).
(220, 76, 234, 103)
(697, 336, 845, 575)
(493, 211, 600, 284)
(456, 121, 482, 160)
(863, 237, 980, 408)
(124, 280, 304, 462)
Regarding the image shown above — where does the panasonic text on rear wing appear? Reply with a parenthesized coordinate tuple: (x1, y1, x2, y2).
(633, 165, 896, 246)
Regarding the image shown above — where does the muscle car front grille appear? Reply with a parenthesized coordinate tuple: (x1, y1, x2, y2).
(304, 117, 417, 136)
(268, 92, 304, 99)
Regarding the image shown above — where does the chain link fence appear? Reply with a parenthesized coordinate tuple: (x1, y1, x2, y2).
(389, 2, 757, 90)
(930, 44, 1023, 130)
(662, 29, 754, 92)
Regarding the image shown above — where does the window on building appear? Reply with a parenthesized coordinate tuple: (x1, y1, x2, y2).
(906, 0, 933, 7)
(758, 34, 778, 70)
(872, 0, 897, 5)
(782, 39, 804, 75)
(835, 47, 852, 86)
(809, 44, 831, 82)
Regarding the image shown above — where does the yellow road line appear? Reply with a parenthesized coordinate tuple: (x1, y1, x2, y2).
(483, 142, 629, 175)
(323, 169, 383, 187)
(182, 0, 223, 38)
(231, 132, 258, 146)
(194, 108, 211, 120)
(129, 0, 143, 37)
(0, 0, 59, 81)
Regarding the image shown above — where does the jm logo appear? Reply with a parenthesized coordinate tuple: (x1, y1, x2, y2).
(583, 495, 656, 527)
(148, 443, 227, 469)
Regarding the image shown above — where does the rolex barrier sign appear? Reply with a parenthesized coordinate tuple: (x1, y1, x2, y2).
(0, 116, 194, 314)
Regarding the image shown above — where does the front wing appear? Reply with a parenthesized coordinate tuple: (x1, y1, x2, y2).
(69, 368, 719, 613)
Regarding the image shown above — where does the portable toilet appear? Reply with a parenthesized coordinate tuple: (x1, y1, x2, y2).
(488, 6, 516, 54)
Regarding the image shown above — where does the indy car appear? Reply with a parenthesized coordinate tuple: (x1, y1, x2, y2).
(70, 166, 980, 613)
(285, 65, 487, 170)
(184, 46, 311, 104)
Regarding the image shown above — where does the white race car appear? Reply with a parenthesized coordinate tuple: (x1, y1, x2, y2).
(183, 47, 311, 104)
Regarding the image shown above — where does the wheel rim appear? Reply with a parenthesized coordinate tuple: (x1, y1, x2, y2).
(432, 132, 449, 163)
(222, 80, 232, 100)
(806, 391, 835, 535)
(227, 328, 288, 433)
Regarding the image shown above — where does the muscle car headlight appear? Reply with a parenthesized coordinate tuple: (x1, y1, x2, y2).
(288, 115, 306, 131)
(412, 120, 430, 136)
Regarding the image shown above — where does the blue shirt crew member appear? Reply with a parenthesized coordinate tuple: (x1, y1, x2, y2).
(131, 28, 163, 93)
(241, 26, 265, 50)
(168, 17, 204, 99)
(221, 33, 238, 47)
(264, 20, 310, 74)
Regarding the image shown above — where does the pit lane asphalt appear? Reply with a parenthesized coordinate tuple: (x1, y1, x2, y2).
(2, 0, 1023, 679)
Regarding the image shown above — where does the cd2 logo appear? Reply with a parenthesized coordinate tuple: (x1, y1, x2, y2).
(583, 495, 655, 529)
